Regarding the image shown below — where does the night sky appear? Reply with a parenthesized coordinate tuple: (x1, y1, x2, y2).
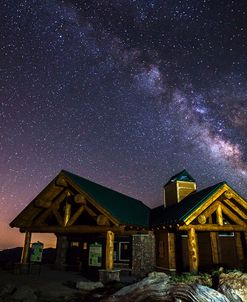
(1, 0, 247, 249)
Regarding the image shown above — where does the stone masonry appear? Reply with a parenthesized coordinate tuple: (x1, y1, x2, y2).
(132, 232, 155, 277)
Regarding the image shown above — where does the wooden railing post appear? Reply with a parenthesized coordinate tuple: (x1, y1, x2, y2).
(106, 230, 114, 270)
(188, 227, 198, 273)
(21, 231, 32, 264)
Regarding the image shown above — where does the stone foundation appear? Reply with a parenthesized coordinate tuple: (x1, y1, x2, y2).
(132, 232, 155, 277)
(99, 269, 121, 283)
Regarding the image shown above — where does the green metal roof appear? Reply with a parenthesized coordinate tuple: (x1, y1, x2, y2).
(151, 182, 225, 225)
(164, 169, 196, 186)
(61, 170, 150, 227)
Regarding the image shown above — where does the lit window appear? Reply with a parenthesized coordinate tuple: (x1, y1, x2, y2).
(71, 241, 79, 247)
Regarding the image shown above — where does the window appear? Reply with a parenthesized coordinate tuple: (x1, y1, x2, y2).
(71, 241, 79, 247)
(119, 242, 131, 261)
(218, 232, 234, 237)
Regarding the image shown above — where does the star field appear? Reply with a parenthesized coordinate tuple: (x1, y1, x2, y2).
(0, 0, 247, 249)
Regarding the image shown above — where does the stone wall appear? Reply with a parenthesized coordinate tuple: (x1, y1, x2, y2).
(54, 235, 69, 270)
(132, 232, 155, 277)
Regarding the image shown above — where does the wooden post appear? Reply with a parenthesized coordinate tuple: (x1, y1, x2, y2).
(235, 232, 244, 267)
(21, 231, 32, 264)
(167, 233, 176, 272)
(187, 228, 198, 273)
(105, 230, 114, 270)
(210, 232, 220, 265)
(216, 205, 223, 226)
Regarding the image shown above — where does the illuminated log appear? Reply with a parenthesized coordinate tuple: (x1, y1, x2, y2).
(56, 177, 68, 187)
(198, 214, 206, 224)
(224, 190, 233, 199)
(97, 214, 110, 226)
(67, 206, 84, 226)
(64, 203, 71, 226)
(179, 224, 247, 232)
(216, 205, 223, 226)
(74, 194, 87, 205)
(34, 190, 69, 226)
(223, 199, 247, 219)
(105, 230, 115, 270)
(185, 187, 226, 225)
(187, 228, 198, 274)
(21, 231, 32, 264)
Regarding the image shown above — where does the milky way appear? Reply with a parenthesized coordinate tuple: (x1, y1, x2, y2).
(0, 0, 247, 248)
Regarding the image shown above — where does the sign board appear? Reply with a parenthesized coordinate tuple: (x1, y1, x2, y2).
(30, 241, 44, 262)
(88, 242, 102, 267)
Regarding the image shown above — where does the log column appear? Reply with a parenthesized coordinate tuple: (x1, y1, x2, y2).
(187, 227, 199, 273)
(21, 231, 32, 264)
(167, 233, 176, 272)
(235, 232, 244, 267)
(105, 230, 114, 270)
(216, 205, 223, 226)
(210, 232, 220, 265)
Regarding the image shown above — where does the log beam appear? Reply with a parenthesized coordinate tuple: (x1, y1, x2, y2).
(220, 203, 246, 226)
(67, 206, 84, 226)
(216, 205, 223, 226)
(105, 230, 114, 270)
(187, 228, 198, 274)
(179, 224, 247, 232)
(21, 225, 125, 234)
(34, 190, 69, 226)
(185, 187, 226, 225)
(223, 199, 247, 219)
(64, 202, 71, 226)
(21, 231, 32, 264)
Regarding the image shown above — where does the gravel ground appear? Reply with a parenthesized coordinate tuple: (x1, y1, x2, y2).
(0, 265, 86, 298)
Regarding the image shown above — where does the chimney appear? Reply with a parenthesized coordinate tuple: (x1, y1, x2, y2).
(164, 170, 196, 208)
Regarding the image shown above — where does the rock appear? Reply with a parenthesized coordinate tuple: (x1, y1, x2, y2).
(11, 285, 37, 302)
(0, 283, 16, 297)
(171, 283, 230, 302)
(102, 271, 230, 302)
(76, 281, 104, 291)
(218, 272, 247, 302)
(102, 271, 171, 302)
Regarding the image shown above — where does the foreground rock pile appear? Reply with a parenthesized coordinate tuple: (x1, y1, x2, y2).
(0, 283, 78, 302)
(102, 272, 229, 302)
(1, 271, 247, 302)
(102, 271, 247, 302)
(0, 284, 38, 302)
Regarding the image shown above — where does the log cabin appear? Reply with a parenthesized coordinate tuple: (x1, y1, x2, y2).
(10, 169, 247, 280)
